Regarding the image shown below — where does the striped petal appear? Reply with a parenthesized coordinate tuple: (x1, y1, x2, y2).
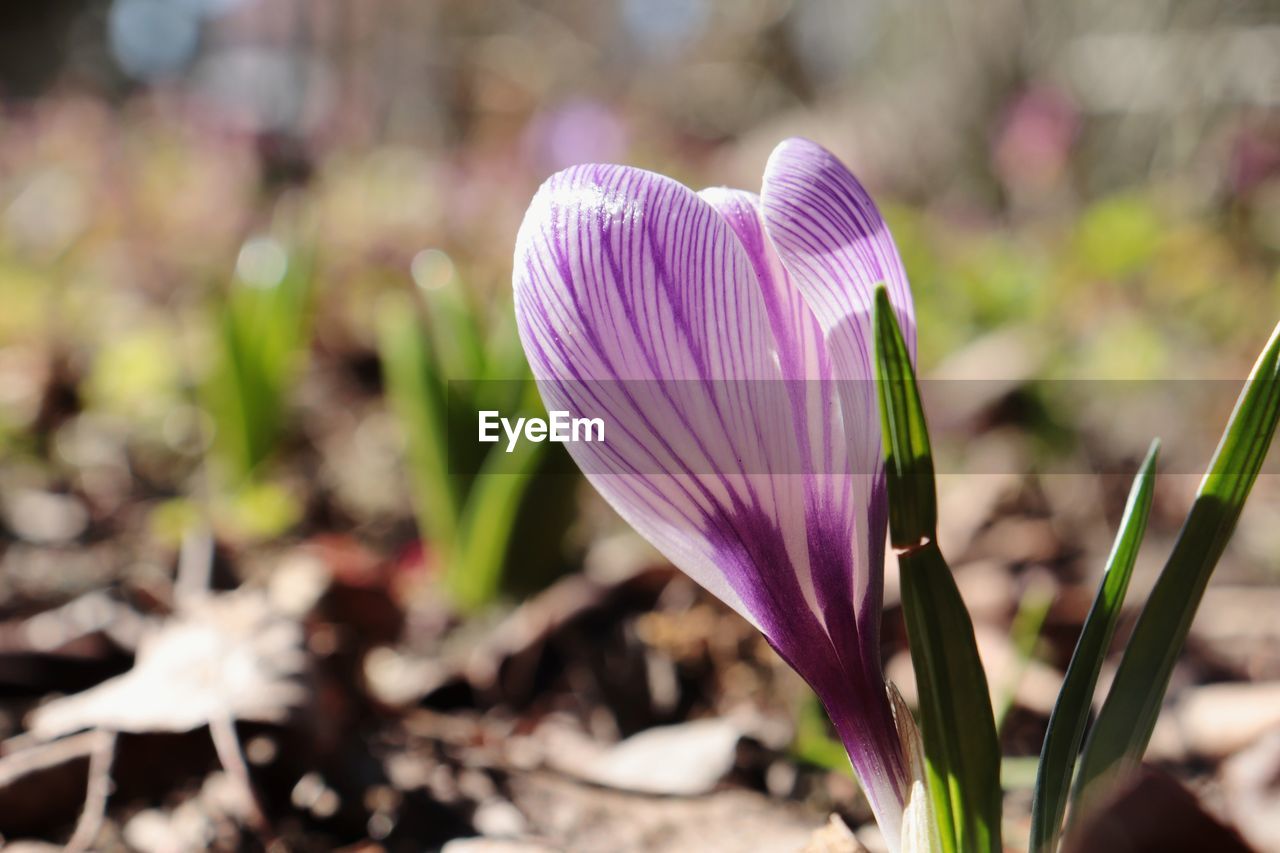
(514, 165, 818, 639)
(760, 137, 916, 671)
(513, 159, 909, 846)
(696, 187, 909, 837)
(761, 137, 915, 364)
(698, 189, 872, 680)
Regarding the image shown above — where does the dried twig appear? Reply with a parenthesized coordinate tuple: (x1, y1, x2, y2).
(63, 730, 116, 853)
(0, 730, 105, 787)
(175, 523, 215, 606)
(209, 711, 280, 849)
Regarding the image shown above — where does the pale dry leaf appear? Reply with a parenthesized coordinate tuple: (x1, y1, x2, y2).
(1221, 730, 1280, 852)
(1178, 681, 1280, 758)
(542, 718, 743, 796)
(28, 590, 307, 740)
(800, 814, 868, 853)
(440, 841, 558, 853)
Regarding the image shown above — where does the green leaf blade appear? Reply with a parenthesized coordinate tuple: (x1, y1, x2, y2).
(873, 285, 937, 548)
(376, 293, 459, 552)
(205, 256, 313, 480)
(900, 541, 1003, 853)
(873, 285, 1001, 853)
(450, 426, 544, 611)
(1030, 439, 1159, 853)
(1073, 322, 1280, 810)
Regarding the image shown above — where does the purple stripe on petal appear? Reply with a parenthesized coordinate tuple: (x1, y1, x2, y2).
(514, 164, 819, 632)
(514, 159, 911, 849)
(700, 189, 867, 678)
(760, 138, 916, 663)
(761, 139, 915, 356)
(700, 185, 909, 838)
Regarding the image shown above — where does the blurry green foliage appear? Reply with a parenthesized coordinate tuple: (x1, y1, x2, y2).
(951, 237, 1050, 330)
(378, 281, 576, 612)
(891, 191, 1273, 379)
(150, 481, 302, 546)
(1067, 314, 1170, 379)
(203, 244, 312, 482)
(1072, 194, 1164, 280)
(84, 327, 185, 420)
(220, 479, 305, 541)
(890, 207, 1050, 367)
(994, 583, 1052, 732)
(0, 261, 45, 343)
(790, 691, 853, 777)
(149, 496, 201, 545)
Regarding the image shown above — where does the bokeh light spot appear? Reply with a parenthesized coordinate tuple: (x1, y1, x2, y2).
(621, 0, 710, 55)
(410, 248, 455, 291)
(108, 0, 202, 81)
(236, 236, 289, 289)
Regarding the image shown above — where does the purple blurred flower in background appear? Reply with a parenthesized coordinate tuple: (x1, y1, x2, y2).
(524, 98, 629, 173)
(992, 86, 1079, 202)
(513, 138, 921, 849)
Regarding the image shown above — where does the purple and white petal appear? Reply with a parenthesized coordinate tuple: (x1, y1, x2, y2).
(513, 153, 914, 849)
(699, 186, 909, 839)
(761, 137, 915, 362)
(760, 137, 915, 669)
(699, 189, 862, 671)
(513, 164, 824, 655)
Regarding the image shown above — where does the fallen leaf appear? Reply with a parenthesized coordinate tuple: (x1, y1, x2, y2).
(1221, 731, 1280, 852)
(1178, 682, 1280, 758)
(801, 814, 868, 853)
(543, 719, 743, 796)
(28, 590, 307, 739)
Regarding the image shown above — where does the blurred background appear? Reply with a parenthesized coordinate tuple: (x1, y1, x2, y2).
(0, 1, 1278, 850)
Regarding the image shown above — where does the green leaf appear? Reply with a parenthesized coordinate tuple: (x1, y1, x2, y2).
(873, 284, 1001, 853)
(995, 581, 1053, 733)
(481, 305, 533, 385)
(1073, 322, 1280, 810)
(377, 293, 459, 551)
(1030, 440, 1158, 853)
(790, 691, 855, 776)
(900, 541, 1003, 853)
(447, 378, 545, 611)
(205, 251, 313, 479)
(873, 286, 936, 548)
(420, 278, 487, 382)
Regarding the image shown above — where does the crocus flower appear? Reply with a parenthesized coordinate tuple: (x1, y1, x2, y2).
(513, 138, 921, 849)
